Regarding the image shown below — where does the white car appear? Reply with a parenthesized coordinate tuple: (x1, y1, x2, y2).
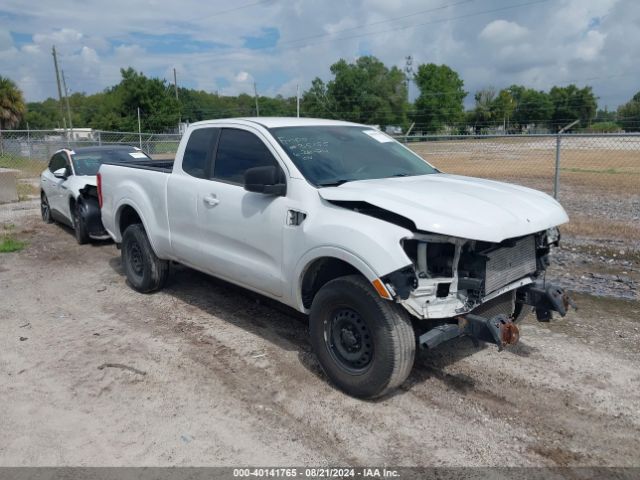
(40, 146, 151, 243)
(98, 118, 575, 398)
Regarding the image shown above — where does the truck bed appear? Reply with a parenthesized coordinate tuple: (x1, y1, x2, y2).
(102, 159, 174, 173)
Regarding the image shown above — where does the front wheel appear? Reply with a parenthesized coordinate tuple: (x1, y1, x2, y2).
(41, 193, 53, 223)
(309, 275, 416, 399)
(121, 223, 169, 293)
(72, 202, 90, 245)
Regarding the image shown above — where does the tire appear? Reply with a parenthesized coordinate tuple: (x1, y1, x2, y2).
(72, 202, 90, 245)
(41, 193, 53, 224)
(309, 274, 416, 399)
(121, 223, 169, 293)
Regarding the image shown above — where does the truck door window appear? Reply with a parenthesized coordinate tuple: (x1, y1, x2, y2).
(182, 127, 219, 178)
(213, 129, 278, 184)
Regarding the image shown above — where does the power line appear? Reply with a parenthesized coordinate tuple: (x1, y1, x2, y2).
(275, 0, 475, 47)
(246, 0, 550, 55)
(186, 0, 274, 22)
(180, 0, 550, 66)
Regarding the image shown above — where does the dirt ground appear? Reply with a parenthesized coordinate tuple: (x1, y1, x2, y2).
(1, 207, 639, 467)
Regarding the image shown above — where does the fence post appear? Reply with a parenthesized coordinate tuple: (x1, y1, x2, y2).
(27, 124, 31, 160)
(97, 131, 102, 146)
(554, 133, 561, 199)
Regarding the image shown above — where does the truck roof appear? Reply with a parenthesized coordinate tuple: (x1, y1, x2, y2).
(190, 117, 364, 129)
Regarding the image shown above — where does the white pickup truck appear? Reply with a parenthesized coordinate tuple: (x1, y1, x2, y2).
(99, 117, 575, 398)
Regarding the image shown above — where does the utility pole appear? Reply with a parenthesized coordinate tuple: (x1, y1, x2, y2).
(254, 82, 260, 117)
(173, 67, 181, 132)
(61, 69, 74, 135)
(173, 68, 179, 100)
(51, 45, 66, 135)
(404, 55, 414, 104)
(137, 107, 142, 149)
(296, 84, 300, 118)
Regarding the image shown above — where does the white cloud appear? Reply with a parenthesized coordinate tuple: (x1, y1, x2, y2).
(0, 0, 637, 110)
(576, 30, 607, 61)
(479, 20, 529, 43)
(235, 71, 251, 83)
(80, 46, 99, 63)
(0, 29, 13, 51)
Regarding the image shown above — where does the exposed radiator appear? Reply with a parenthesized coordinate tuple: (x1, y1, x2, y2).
(484, 235, 536, 293)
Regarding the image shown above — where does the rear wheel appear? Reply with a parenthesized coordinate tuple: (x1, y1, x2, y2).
(121, 223, 169, 293)
(41, 193, 53, 223)
(72, 202, 90, 245)
(309, 274, 416, 399)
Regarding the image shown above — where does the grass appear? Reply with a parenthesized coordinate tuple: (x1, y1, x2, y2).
(17, 182, 39, 201)
(0, 236, 26, 253)
(0, 224, 26, 253)
(0, 154, 46, 179)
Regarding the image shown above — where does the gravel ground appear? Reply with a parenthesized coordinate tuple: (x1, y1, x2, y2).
(1, 210, 639, 467)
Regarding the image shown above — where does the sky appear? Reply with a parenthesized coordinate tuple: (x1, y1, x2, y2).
(0, 0, 638, 109)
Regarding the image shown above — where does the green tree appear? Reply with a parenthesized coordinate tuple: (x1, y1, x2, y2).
(413, 63, 466, 133)
(510, 87, 553, 129)
(548, 84, 597, 130)
(21, 98, 59, 129)
(302, 56, 408, 127)
(595, 106, 616, 123)
(491, 89, 515, 129)
(617, 91, 640, 132)
(301, 78, 337, 118)
(112, 68, 180, 132)
(0, 76, 26, 129)
(470, 87, 496, 132)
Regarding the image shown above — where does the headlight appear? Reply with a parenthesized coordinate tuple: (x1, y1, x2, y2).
(546, 227, 560, 245)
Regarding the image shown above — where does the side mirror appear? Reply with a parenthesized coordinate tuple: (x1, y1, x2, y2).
(244, 166, 286, 196)
(53, 167, 68, 179)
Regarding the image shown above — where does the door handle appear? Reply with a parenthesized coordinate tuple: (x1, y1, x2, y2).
(203, 194, 219, 207)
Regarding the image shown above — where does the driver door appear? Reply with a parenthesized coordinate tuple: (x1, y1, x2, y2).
(197, 127, 288, 297)
(43, 152, 71, 218)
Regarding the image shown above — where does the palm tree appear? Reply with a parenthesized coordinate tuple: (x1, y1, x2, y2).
(0, 76, 26, 130)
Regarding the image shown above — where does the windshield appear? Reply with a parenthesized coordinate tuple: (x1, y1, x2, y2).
(71, 149, 150, 176)
(271, 126, 438, 186)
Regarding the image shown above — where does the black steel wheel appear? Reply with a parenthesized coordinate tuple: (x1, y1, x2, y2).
(325, 307, 373, 374)
(121, 223, 169, 293)
(310, 274, 415, 399)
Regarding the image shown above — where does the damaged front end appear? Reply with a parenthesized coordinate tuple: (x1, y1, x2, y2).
(383, 227, 576, 351)
(78, 184, 109, 239)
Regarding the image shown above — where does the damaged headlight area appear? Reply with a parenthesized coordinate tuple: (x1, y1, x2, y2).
(382, 228, 575, 350)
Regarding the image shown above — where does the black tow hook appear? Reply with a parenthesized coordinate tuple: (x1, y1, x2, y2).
(418, 313, 520, 351)
(463, 313, 520, 351)
(519, 281, 577, 322)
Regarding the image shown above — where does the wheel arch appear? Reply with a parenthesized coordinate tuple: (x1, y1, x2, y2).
(294, 247, 382, 312)
(116, 203, 146, 239)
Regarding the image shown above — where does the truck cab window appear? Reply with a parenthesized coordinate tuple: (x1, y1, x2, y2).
(182, 128, 219, 178)
(213, 129, 278, 184)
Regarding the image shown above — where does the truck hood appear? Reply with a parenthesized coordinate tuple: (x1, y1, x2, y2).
(318, 173, 569, 243)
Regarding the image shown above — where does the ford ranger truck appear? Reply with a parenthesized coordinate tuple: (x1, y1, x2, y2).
(98, 118, 575, 399)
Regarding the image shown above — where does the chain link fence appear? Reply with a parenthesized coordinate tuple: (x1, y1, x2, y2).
(1, 129, 638, 247)
(0, 129, 180, 211)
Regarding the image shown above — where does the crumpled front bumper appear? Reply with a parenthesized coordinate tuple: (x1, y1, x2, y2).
(418, 281, 576, 351)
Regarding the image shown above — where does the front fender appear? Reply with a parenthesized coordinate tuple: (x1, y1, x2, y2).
(292, 246, 381, 312)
